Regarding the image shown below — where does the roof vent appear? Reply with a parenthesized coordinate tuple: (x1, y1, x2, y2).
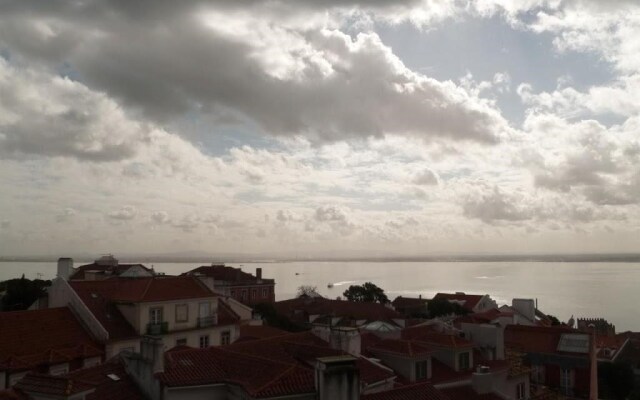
(107, 374, 120, 381)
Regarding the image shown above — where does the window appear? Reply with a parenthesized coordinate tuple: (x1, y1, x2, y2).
(199, 302, 211, 318)
(176, 338, 187, 346)
(175, 304, 188, 323)
(221, 330, 231, 345)
(516, 382, 526, 400)
(262, 288, 268, 298)
(199, 335, 210, 348)
(560, 369, 573, 395)
(230, 290, 235, 297)
(241, 289, 247, 300)
(251, 289, 256, 299)
(458, 352, 470, 370)
(415, 360, 428, 380)
(149, 307, 163, 324)
(531, 364, 545, 384)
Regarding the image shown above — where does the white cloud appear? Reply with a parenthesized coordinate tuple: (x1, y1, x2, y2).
(107, 205, 137, 221)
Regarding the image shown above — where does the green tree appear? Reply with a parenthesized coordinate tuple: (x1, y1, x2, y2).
(296, 285, 321, 298)
(598, 361, 635, 400)
(427, 297, 470, 318)
(0, 276, 51, 311)
(252, 302, 306, 332)
(342, 282, 389, 304)
(546, 314, 561, 326)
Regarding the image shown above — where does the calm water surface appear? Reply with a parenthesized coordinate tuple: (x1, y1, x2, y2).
(2, 261, 639, 331)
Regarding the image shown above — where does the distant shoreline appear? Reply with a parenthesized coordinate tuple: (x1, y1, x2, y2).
(2, 253, 640, 264)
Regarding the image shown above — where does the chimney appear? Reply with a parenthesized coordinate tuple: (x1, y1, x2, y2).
(471, 366, 493, 394)
(140, 336, 164, 374)
(315, 356, 359, 400)
(512, 299, 536, 322)
(256, 268, 262, 280)
(57, 258, 74, 280)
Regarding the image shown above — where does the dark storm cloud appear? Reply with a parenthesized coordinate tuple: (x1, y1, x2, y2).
(0, 0, 507, 150)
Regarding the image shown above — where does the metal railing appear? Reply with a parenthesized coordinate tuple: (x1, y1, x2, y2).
(197, 315, 217, 328)
(146, 321, 168, 335)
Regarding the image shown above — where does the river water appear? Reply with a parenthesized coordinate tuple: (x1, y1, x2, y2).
(2, 261, 639, 331)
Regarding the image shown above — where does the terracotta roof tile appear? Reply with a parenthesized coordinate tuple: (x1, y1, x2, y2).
(70, 263, 152, 280)
(185, 265, 273, 283)
(13, 358, 145, 400)
(237, 325, 289, 342)
(402, 330, 473, 349)
(361, 381, 448, 400)
(0, 307, 103, 372)
(160, 331, 394, 397)
(504, 324, 577, 354)
(440, 385, 503, 400)
(433, 293, 484, 311)
(274, 297, 402, 323)
(368, 339, 433, 357)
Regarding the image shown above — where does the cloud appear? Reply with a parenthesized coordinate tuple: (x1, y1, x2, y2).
(55, 207, 76, 222)
(107, 205, 137, 220)
(412, 169, 438, 185)
(463, 187, 532, 224)
(0, 59, 147, 161)
(0, 3, 508, 145)
(151, 211, 170, 224)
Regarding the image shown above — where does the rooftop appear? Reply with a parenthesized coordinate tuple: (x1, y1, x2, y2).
(70, 262, 153, 280)
(11, 357, 145, 400)
(432, 293, 484, 312)
(368, 339, 433, 357)
(160, 331, 394, 397)
(274, 297, 402, 323)
(0, 307, 103, 372)
(185, 265, 273, 284)
(504, 324, 587, 356)
(361, 381, 448, 400)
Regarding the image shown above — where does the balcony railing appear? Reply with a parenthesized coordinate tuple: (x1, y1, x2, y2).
(197, 315, 217, 328)
(146, 321, 168, 335)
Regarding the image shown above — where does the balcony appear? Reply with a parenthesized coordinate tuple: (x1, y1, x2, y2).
(146, 321, 168, 335)
(197, 315, 217, 328)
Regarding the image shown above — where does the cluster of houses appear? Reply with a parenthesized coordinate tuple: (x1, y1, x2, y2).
(0, 255, 638, 400)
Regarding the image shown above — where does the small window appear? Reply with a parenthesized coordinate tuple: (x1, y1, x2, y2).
(516, 382, 526, 400)
(458, 352, 470, 370)
(415, 360, 428, 380)
(241, 290, 247, 300)
(230, 290, 235, 297)
(262, 288, 267, 298)
(176, 338, 187, 346)
(251, 289, 256, 299)
(199, 335, 210, 348)
(175, 304, 188, 323)
(560, 369, 573, 395)
(221, 331, 231, 345)
(149, 307, 163, 324)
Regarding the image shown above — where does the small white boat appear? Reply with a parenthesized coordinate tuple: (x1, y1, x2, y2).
(327, 283, 334, 288)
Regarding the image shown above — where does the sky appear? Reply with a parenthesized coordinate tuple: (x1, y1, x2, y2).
(0, 0, 639, 258)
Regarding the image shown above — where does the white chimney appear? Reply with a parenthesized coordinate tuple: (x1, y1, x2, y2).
(471, 366, 493, 394)
(512, 299, 536, 323)
(315, 356, 359, 400)
(57, 258, 74, 280)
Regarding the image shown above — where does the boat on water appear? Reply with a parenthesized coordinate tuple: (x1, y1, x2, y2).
(327, 283, 334, 288)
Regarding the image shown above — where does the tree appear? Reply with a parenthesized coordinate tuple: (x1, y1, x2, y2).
(427, 297, 470, 318)
(343, 282, 389, 304)
(296, 285, 321, 298)
(598, 361, 635, 400)
(0, 277, 51, 311)
(546, 314, 561, 326)
(252, 302, 306, 332)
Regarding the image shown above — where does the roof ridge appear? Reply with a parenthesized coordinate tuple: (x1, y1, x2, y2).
(250, 364, 300, 395)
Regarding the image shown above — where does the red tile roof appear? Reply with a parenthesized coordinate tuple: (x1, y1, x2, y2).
(432, 293, 484, 311)
(368, 339, 433, 357)
(391, 296, 428, 309)
(504, 324, 577, 354)
(440, 385, 504, 400)
(274, 297, 402, 323)
(237, 325, 288, 342)
(185, 265, 273, 283)
(429, 359, 473, 384)
(70, 263, 152, 280)
(160, 332, 394, 397)
(402, 330, 473, 349)
(13, 374, 94, 397)
(456, 309, 513, 325)
(361, 381, 448, 400)
(12, 358, 144, 400)
(70, 276, 214, 303)
(0, 307, 103, 373)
